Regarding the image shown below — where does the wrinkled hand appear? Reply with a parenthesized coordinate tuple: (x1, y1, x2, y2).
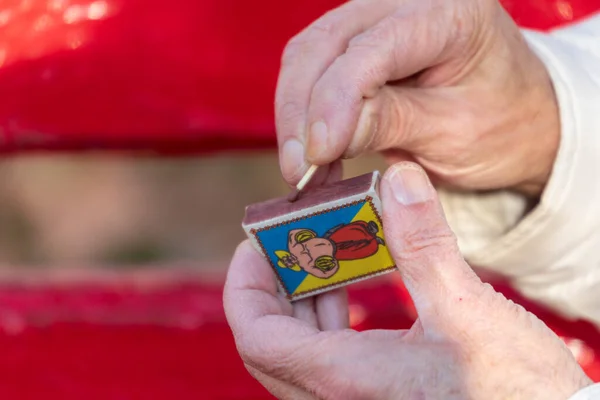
(224, 163, 591, 399)
(276, 0, 559, 197)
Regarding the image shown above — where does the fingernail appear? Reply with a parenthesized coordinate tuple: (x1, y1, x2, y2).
(386, 163, 433, 205)
(281, 138, 307, 181)
(307, 121, 328, 160)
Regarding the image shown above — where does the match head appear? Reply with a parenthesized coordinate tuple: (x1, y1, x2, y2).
(287, 188, 301, 202)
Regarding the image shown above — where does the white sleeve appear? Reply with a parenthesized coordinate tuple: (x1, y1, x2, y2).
(569, 383, 600, 400)
(439, 12, 600, 326)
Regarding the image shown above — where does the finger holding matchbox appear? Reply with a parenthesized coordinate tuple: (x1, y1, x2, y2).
(242, 170, 396, 301)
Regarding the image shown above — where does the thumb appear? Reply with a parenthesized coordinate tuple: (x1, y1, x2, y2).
(343, 86, 425, 159)
(381, 162, 482, 323)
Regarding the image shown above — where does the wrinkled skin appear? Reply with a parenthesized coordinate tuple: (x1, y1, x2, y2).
(224, 1, 587, 397)
(224, 163, 592, 400)
(275, 0, 560, 197)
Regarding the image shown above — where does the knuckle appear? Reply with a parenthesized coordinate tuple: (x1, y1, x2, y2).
(312, 74, 358, 109)
(281, 35, 307, 67)
(262, 352, 300, 378)
(281, 11, 343, 67)
(296, 365, 358, 398)
(393, 94, 418, 137)
(309, 11, 341, 38)
(330, 85, 356, 107)
(236, 336, 267, 369)
(345, 56, 388, 99)
(235, 332, 267, 369)
(373, 91, 419, 147)
(487, 292, 541, 330)
(348, 15, 396, 51)
(401, 223, 459, 260)
(347, 31, 374, 52)
(275, 99, 302, 119)
(236, 333, 303, 379)
(275, 100, 304, 133)
(347, 92, 394, 156)
(239, 330, 377, 400)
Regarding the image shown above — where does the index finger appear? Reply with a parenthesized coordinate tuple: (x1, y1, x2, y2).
(276, 0, 398, 184)
(304, 6, 456, 166)
(223, 240, 294, 333)
(223, 241, 321, 375)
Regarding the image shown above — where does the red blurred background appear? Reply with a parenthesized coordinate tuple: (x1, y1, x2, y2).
(0, 0, 599, 399)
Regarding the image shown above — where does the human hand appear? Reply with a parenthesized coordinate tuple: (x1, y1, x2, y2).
(276, 0, 560, 197)
(224, 162, 591, 399)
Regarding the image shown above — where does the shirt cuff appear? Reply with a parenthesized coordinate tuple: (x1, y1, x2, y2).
(441, 26, 600, 323)
(569, 383, 600, 400)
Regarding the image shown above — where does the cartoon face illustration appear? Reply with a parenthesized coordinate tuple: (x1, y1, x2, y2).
(277, 229, 339, 279)
(276, 221, 385, 279)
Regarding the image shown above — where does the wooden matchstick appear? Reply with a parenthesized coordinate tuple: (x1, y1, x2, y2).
(287, 164, 319, 202)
